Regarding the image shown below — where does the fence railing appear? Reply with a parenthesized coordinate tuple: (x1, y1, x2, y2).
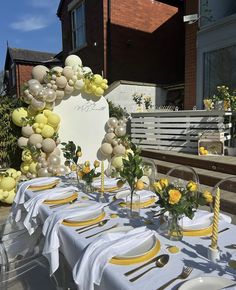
(131, 110, 234, 153)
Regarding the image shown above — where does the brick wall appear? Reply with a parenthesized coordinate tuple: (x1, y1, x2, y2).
(60, 0, 104, 75)
(59, 0, 185, 85)
(184, 0, 198, 109)
(16, 64, 33, 97)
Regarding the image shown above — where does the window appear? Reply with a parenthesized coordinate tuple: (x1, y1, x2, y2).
(71, 2, 86, 50)
(203, 45, 236, 98)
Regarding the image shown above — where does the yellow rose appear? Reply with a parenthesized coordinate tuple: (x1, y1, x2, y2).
(160, 178, 168, 188)
(84, 161, 90, 167)
(76, 151, 82, 157)
(93, 160, 100, 168)
(70, 164, 77, 171)
(202, 190, 213, 203)
(83, 166, 91, 174)
(77, 171, 84, 178)
(168, 189, 182, 205)
(153, 181, 162, 192)
(187, 181, 198, 192)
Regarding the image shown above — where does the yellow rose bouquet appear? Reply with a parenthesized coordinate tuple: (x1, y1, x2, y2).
(77, 160, 101, 186)
(153, 178, 209, 219)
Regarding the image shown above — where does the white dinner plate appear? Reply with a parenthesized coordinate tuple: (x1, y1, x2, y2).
(92, 178, 118, 188)
(179, 276, 235, 290)
(46, 191, 76, 201)
(65, 206, 103, 222)
(107, 226, 157, 259)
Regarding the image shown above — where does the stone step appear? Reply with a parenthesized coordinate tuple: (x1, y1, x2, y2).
(141, 149, 236, 175)
(153, 160, 236, 215)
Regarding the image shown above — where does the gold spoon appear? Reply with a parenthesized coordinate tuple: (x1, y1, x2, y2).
(129, 254, 169, 282)
(76, 219, 109, 234)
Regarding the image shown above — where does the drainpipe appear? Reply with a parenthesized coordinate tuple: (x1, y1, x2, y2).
(106, 0, 111, 82)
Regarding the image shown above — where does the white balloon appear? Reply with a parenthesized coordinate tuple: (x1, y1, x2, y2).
(65, 55, 82, 67)
(30, 99, 45, 111)
(22, 125, 34, 138)
(45, 88, 56, 102)
(28, 79, 40, 86)
(29, 83, 43, 96)
(32, 65, 49, 83)
(48, 155, 61, 166)
(63, 66, 74, 80)
(17, 137, 28, 148)
(38, 168, 51, 177)
(74, 79, 84, 90)
(82, 66, 92, 74)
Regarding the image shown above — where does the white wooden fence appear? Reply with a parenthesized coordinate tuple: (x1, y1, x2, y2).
(131, 110, 233, 153)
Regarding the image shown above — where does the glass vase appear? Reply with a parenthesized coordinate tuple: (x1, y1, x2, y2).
(126, 190, 140, 219)
(167, 213, 183, 241)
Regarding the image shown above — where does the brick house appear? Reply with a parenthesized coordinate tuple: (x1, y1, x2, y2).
(4, 47, 61, 97)
(57, 0, 185, 91)
(185, 0, 236, 109)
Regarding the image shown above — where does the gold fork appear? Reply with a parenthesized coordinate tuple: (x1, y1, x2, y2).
(156, 266, 193, 290)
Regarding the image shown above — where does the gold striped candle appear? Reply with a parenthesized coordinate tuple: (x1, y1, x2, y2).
(211, 187, 220, 250)
(101, 161, 105, 195)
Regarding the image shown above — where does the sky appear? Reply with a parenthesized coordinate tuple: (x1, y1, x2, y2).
(0, 0, 61, 70)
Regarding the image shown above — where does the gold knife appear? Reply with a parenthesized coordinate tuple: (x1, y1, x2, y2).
(85, 223, 119, 239)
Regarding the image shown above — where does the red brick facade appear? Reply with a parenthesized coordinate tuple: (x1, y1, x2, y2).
(184, 0, 198, 109)
(16, 64, 34, 96)
(58, 0, 185, 85)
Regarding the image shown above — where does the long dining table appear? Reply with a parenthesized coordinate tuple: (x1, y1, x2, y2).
(23, 178, 236, 290)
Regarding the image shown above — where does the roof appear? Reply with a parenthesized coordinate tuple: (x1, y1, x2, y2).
(8, 47, 59, 64)
(57, 0, 65, 18)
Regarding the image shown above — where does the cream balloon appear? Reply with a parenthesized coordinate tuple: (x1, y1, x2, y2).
(64, 84, 74, 95)
(42, 138, 56, 153)
(28, 134, 43, 146)
(30, 99, 45, 111)
(100, 143, 113, 156)
(52, 66, 63, 74)
(56, 165, 67, 176)
(22, 125, 34, 137)
(56, 89, 65, 100)
(104, 132, 116, 144)
(17, 137, 28, 148)
(115, 126, 126, 137)
(56, 76, 67, 89)
(113, 144, 126, 155)
(63, 66, 74, 80)
(32, 65, 49, 83)
(74, 79, 84, 90)
(51, 147, 61, 156)
(28, 79, 40, 86)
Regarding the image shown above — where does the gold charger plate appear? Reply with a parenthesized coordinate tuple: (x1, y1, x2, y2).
(62, 211, 105, 227)
(29, 180, 60, 191)
(119, 197, 157, 209)
(95, 186, 119, 192)
(110, 238, 161, 265)
(43, 192, 78, 205)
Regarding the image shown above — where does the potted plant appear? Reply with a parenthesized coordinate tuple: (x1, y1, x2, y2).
(212, 85, 231, 111)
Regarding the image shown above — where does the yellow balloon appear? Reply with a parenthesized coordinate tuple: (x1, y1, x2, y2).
(0, 176, 16, 191)
(43, 109, 52, 117)
(47, 113, 60, 128)
(35, 114, 48, 124)
(12, 107, 28, 127)
(41, 125, 55, 138)
(111, 155, 125, 169)
(3, 189, 15, 204)
(29, 162, 38, 174)
(20, 162, 30, 174)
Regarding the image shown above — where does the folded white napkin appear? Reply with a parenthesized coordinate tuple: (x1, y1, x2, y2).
(221, 285, 236, 290)
(12, 177, 60, 222)
(182, 210, 232, 230)
(23, 186, 78, 235)
(92, 177, 118, 188)
(126, 190, 156, 202)
(73, 226, 155, 290)
(42, 201, 105, 275)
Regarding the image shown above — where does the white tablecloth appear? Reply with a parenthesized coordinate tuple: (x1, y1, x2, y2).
(23, 179, 236, 290)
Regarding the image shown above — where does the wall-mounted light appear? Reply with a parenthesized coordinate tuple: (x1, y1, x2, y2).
(183, 14, 200, 24)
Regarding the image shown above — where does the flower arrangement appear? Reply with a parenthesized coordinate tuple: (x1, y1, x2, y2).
(143, 96, 153, 110)
(132, 93, 143, 106)
(153, 178, 209, 219)
(77, 160, 101, 185)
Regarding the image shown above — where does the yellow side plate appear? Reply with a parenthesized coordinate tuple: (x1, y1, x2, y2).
(43, 192, 78, 205)
(110, 239, 161, 265)
(62, 211, 105, 227)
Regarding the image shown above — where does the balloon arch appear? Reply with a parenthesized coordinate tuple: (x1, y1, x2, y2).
(0, 55, 129, 204)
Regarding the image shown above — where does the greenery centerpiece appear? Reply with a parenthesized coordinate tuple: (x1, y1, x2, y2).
(153, 178, 210, 240)
(118, 143, 143, 218)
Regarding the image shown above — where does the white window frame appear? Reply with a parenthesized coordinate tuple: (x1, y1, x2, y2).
(71, 1, 86, 50)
